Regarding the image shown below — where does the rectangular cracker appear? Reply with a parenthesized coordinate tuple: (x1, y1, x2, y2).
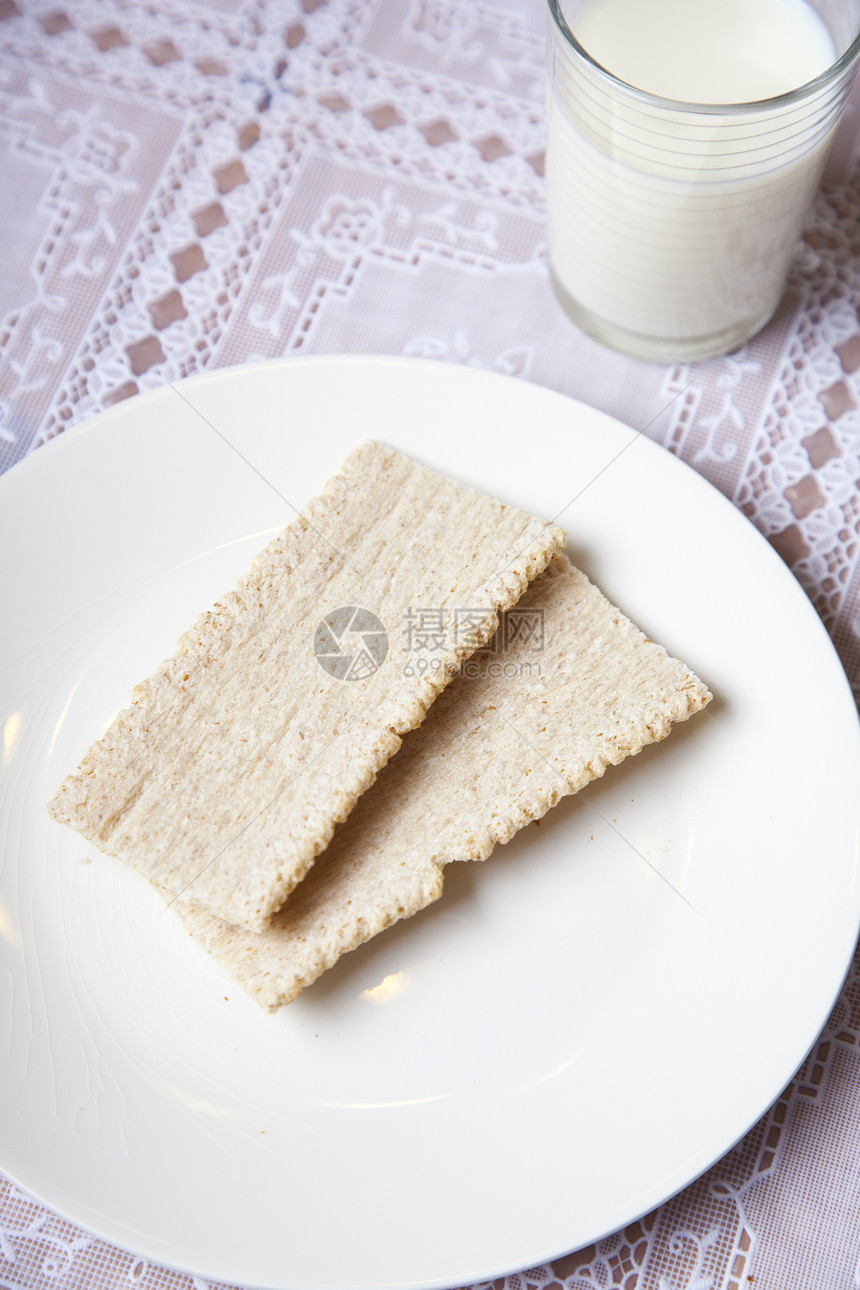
(176, 555, 712, 1008)
(48, 441, 565, 931)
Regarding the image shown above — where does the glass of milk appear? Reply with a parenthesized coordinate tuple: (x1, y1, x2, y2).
(546, 0, 860, 361)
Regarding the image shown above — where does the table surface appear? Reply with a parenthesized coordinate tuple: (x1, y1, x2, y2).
(3, 2, 860, 1288)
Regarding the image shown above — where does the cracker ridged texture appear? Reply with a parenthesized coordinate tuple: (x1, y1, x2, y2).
(177, 555, 712, 1010)
(48, 441, 565, 931)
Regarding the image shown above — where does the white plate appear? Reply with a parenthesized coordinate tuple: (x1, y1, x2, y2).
(1, 355, 859, 1290)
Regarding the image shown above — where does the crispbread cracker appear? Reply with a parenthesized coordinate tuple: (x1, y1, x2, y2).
(176, 555, 712, 1008)
(49, 442, 564, 931)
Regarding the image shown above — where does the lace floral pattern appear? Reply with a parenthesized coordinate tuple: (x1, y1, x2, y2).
(3, 2, 860, 1288)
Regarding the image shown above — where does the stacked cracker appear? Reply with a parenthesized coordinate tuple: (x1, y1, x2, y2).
(49, 442, 711, 1010)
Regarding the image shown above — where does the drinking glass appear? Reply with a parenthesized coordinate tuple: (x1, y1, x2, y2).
(546, 0, 860, 361)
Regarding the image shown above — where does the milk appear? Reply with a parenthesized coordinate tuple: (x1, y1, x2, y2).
(573, 0, 834, 104)
(546, 0, 842, 359)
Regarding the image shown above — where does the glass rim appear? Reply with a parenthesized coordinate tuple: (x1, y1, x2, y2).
(546, 0, 860, 114)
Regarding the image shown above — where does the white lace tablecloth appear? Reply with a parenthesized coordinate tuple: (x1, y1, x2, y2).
(3, 2, 860, 1288)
